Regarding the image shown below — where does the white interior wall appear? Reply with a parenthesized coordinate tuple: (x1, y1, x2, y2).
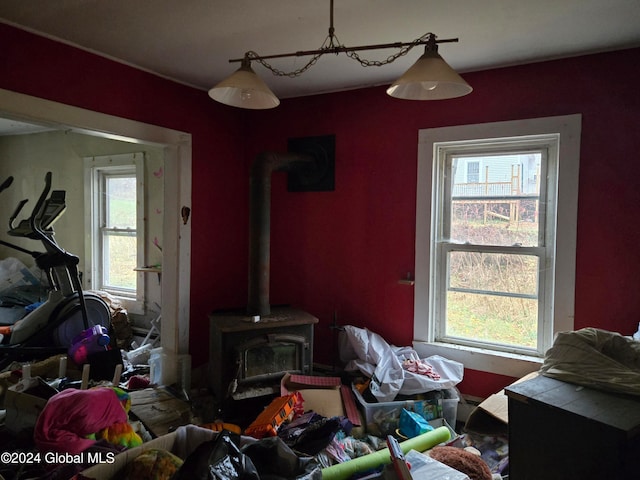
(0, 130, 163, 325)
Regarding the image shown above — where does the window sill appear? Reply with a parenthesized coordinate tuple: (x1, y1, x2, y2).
(412, 340, 543, 379)
(103, 293, 145, 316)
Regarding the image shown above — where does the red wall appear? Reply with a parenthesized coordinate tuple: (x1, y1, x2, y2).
(245, 47, 640, 397)
(0, 23, 251, 368)
(2, 22, 639, 398)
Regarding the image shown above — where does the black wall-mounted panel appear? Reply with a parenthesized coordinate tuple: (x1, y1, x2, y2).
(287, 134, 335, 192)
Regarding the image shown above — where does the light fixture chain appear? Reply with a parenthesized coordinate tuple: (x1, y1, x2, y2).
(248, 50, 325, 78)
(246, 32, 432, 77)
(246, 33, 339, 78)
(245, 32, 434, 78)
(347, 33, 431, 67)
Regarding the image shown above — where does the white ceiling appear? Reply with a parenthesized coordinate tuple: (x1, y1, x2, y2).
(0, 117, 56, 136)
(1, 0, 639, 103)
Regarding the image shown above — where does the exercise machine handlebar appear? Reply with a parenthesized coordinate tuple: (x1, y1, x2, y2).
(3, 172, 89, 331)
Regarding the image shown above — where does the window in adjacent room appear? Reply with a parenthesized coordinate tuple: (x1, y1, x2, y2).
(84, 153, 145, 313)
(414, 115, 581, 372)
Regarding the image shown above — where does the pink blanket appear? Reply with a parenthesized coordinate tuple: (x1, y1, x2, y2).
(34, 387, 128, 454)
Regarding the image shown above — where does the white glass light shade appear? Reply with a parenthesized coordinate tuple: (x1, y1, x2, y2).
(208, 62, 280, 109)
(387, 48, 472, 100)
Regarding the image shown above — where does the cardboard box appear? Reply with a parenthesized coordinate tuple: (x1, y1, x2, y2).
(464, 371, 539, 434)
(4, 377, 57, 433)
(81, 424, 232, 479)
(81, 429, 178, 479)
(280, 373, 361, 426)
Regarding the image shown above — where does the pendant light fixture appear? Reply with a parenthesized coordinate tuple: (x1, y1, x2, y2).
(208, 58, 280, 109)
(208, 1, 471, 109)
(386, 36, 473, 100)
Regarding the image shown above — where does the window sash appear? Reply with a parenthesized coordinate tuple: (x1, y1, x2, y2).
(84, 153, 145, 312)
(100, 228, 137, 293)
(432, 139, 555, 356)
(414, 115, 580, 377)
(434, 243, 546, 355)
(97, 169, 137, 295)
(442, 243, 544, 297)
(101, 173, 137, 230)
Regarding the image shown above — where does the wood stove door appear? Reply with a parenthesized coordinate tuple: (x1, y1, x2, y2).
(236, 333, 309, 384)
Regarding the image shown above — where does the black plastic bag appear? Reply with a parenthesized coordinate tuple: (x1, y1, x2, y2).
(278, 414, 351, 456)
(172, 430, 260, 480)
(242, 436, 322, 480)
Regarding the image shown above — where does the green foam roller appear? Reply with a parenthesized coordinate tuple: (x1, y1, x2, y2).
(321, 425, 451, 480)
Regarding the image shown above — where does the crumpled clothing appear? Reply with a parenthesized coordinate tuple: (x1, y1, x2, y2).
(95, 421, 143, 448)
(34, 387, 131, 454)
(403, 359, 441, 380)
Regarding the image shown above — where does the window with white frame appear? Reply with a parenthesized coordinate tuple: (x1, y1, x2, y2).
(413, 115, 581, 376)
(84, 153, 145, 313)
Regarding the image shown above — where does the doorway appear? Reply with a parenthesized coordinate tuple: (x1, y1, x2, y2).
(0, 88, 192, 355)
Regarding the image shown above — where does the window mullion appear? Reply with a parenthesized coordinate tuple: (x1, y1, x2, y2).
(442, 242, 544, 256)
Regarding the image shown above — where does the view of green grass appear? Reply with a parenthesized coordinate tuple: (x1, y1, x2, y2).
(104, 177, 137, 290)
(106, 235, 136, 289)
(447, 201, 539, 348)
(447, 291, 538, 348)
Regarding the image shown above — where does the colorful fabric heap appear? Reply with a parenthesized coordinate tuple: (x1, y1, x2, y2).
(92, 387, 141, 447)
(110, 386, 133, 413)
(96, 421, 143, 448)
(35, 386, 141, 454)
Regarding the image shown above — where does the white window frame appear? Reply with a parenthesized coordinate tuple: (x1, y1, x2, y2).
(84, 153, 145, 314)
(413, 115, 581, 377)
(435, 140, 553, 356)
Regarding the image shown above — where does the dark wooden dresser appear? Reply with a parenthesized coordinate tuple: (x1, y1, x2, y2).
(505, 375, 640, 479)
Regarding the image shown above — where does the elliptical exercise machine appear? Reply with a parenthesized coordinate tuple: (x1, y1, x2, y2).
(0, 172, 111, 369)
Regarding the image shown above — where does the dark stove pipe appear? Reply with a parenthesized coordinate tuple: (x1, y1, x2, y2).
(247, 151, 312, 316)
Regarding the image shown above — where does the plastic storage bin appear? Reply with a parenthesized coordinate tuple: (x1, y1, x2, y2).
(149, 347, 192, 392)
(352, 384, 459, 436)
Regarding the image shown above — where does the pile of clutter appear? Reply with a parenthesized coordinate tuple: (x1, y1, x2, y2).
(0, 323, 505, 480)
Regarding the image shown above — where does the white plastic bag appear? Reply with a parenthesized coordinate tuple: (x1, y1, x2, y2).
(399, 353, 464, 396)
(402, 449, 471, 480)
(0, 257, 40, 294)
(342, 326, 404, 402)
(341, 325, 464, 402)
